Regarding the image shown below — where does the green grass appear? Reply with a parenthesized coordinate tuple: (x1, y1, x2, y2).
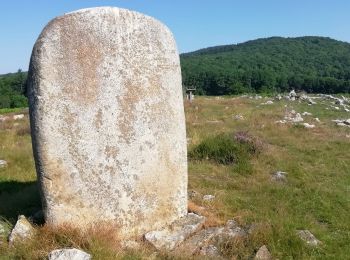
(0, 107, 27, 115)
(1, 97, 350, 259)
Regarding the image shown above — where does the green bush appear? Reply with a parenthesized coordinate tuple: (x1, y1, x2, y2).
(189, 132, 261, 166)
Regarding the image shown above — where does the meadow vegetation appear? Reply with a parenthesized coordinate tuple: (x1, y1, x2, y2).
(0, 96, 349, 259)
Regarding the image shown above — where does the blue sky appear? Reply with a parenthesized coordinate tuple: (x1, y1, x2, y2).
(1, 0, 349, 73)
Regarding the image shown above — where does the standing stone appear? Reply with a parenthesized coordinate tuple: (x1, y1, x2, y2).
(27, 7, 187, 238)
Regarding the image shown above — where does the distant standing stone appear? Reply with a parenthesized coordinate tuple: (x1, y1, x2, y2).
(48, 248, 91, 260)
(27, 7, 187, 238)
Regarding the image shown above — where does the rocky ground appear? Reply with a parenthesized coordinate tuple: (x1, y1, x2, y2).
(0, 92, 349, 259)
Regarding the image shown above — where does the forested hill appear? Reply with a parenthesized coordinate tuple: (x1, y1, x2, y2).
(180, 36, 350, 95)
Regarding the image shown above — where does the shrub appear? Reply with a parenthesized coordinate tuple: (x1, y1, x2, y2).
(189, 132, 262, 166)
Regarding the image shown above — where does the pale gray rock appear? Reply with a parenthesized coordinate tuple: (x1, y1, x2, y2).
(302, 112, 312, 116)
(297, 230, 321, 246)
(254, 245, 272, 260)
(0, 160, 7, 168)
(302, 123, 315, 129)
(203, 194, 215, 202)
(48, 248, 91, 260)
(177, 227, 223, 255)
(271, 171, 287, 183)
(144, 213, 205, 251)
(27, 7, 187, 238)
(13, 114, 24, 120)
(8, 215, 35, 244)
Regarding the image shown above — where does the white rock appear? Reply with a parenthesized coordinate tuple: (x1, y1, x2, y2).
(8, 215, 35, 244)
(144, 213, 205, 251)
(0, 116, 10, 122)
(297, 230, 321, 246)
(13, 114, 24, 120)
(302, 112, 312, 116)
(203, 195, 215, 202)
(0, 160, 7, 168)
(302, 123, 315, 129)
(271, 171, 287, 183)
(48, 248, 91, 260)
(314, 118, 320, 122)
(234, 114, 244, 120)
(199, 244, 221, 257)
(27, 7, 187, 237)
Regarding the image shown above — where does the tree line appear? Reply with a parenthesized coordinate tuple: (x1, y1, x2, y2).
(180, 36, 350, 95)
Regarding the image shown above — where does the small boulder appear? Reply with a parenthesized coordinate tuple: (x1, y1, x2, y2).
(254, 245, 272, 260)
(199, 244, 222, 258)
(271, 171, 287, 183)
(203, 195, 215, 202)
(0, 160, 7, 168)
(8, 215, 35, 245)
(302, 112, 312, 116)
(302, 123, 315, 129)
(13, 114, 24, 120)
(145, 213, 205, 251)
(48, 248, 91, 260)
(297, 230, 321, 246)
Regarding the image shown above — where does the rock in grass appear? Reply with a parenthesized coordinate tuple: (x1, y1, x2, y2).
(145, 213, 205, 251)
(203, 194, 215, 202)
(199, 244, 222, 258)
(48, 248, 91, 260)
(302, 123, 315, 129)
(27, 7, 187, 238)
(0, 160, 7, 168)
(271, 171, 287, 183)
(297, 230, 321, 246)
(254, 245, 272, 260)
(8, 215, 35, 245)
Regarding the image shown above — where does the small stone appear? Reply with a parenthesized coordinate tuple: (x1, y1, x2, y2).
(254, 245, 272, 260)
(145, 213, 205, 251)
(302, 112, 312, 116)
(271, 171, 287, 183)
(13, 114, 24, 120)
(225, 219, 239, 229)
(302, 123, 315, 129)
(8, 215, 35, 245)
(203, 195, 215, 202)
(48, 248, 91, 260)
(0, 160, 7, 168)
(234, 114, 244, 120)
(297, 230, 321, 246)
(314, 118, 320, 122)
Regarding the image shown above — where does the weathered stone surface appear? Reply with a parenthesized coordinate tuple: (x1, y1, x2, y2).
(254, 245, 272, 260)
(27, 7, 187, 238)
(145, 213, 205, 251)
(48, 248, 91, 260)
(8, 215, 35, 244)
(297, 230, 321, 246)
(177, 227, 224, 255)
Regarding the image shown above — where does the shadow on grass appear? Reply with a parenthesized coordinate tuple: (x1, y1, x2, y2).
(0, 181, 42, 224)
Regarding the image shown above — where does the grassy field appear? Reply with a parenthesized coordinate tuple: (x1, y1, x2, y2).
(0, 96, 349, 259)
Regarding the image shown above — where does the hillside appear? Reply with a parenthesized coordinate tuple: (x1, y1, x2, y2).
(180, 36, 350, 95)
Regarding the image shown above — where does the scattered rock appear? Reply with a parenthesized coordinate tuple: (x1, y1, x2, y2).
(177, 227, 223, 255)
(254, 245, 272, 260)
(302, 123, 315, 129)
(48, 248, 91, 260)
(13, 114, 24, 120)
(302, 112, 312, 116)
(145, 213, 205, 251)
(314, 118, 320, 122)
(332, 119, 350, 127)
(271, 171, 287, 183)
(8, 215, 35, 245)
(261, 100, 274, 105)
(203, 195, 215, 202)
(234, 114, 244, 120)
(275, 94, 282, 101)
(0, 160, 7, 168)
(286, 90, 297, 101)
(297, 230, 321, 246)
(0, 116, 10, 122)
